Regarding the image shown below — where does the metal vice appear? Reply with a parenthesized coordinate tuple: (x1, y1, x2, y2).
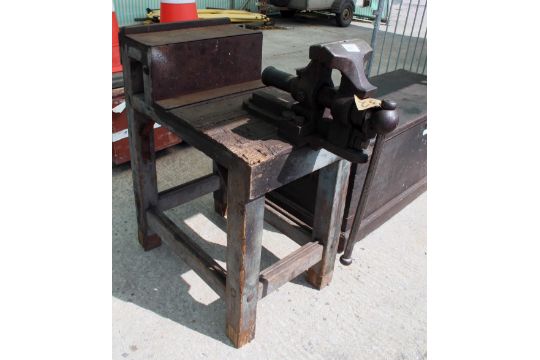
(244, 39, 399, 163)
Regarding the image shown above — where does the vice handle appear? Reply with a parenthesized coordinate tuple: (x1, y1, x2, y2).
(261, 66, 296, 93)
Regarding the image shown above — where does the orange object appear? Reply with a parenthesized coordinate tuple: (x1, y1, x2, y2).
(112, 2, 122, 73)
(160, 0, 198, 23)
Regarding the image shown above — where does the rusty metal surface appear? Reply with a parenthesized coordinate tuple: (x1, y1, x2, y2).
(370, 69, 426, 131)
(149, 32, 262, 101)
(155, 80, 265, 110)
(126, 24, 257, 46)
(244, 38, 399, 163)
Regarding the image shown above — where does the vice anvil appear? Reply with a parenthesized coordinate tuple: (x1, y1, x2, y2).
(243, 39, 399, 163)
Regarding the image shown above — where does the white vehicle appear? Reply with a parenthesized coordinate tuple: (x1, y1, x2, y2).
(270, 0, 367, 27)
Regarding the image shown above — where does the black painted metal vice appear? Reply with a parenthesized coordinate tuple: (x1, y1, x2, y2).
(243, 39, 399, 163)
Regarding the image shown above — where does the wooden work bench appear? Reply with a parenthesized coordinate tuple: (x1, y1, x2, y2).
(119, 19, 351, 347)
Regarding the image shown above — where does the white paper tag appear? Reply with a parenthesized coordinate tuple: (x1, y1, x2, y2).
(112, 129, 128, 142)
(112, 123, 162, 142)
(422, 129, 427, 136)
(354, 96, 381, 110)
(112, 101, 126, 113)
(342, 43, 360, 53)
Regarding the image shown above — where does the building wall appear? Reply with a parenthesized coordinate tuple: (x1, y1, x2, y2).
(113, 0, 258, 26)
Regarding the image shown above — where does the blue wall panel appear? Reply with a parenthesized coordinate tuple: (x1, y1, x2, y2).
(113, 0, 257, 26)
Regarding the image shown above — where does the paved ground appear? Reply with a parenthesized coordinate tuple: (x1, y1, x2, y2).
(261, 16, 374, 74)
(113, 18, 426, 359)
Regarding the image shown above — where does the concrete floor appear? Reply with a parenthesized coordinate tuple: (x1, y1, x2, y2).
(113, 17, 426, 359)
(261, 15, 374, 74)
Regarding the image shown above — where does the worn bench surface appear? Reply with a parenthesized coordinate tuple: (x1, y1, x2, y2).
(149, 86, 341, 200)
(164, 89, 290, 166)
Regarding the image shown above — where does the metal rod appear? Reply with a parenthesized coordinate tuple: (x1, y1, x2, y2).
(415, 29, 427, 73)
(264, 201, 312, 246)
(340, 134, 387, 265)
(393, 0, 414, 71)
(409, 2, 427, 71)
(421, 50, 427, 74)
(367, 0, 387, 76)
(376, 0, 395, 76)
(402, 0, 421, 70)
(385, 0, 404, 73)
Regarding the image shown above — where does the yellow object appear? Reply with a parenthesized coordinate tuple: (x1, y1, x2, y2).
(144, 8, 270, 24)
(354, 96, 382, 111)
(198, 9, 257, 14)
(197, 9, 269, 23)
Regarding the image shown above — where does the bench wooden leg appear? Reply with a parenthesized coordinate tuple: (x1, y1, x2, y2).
(306, 160, 351, 289)
(225, 170, 264, 348)
(128, 108, 161, 251)
(212, 161, 228, 217)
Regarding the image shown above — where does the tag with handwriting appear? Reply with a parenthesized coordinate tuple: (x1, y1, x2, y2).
(354, 96, 381, 110)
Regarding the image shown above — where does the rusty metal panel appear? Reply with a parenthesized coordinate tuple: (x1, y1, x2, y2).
(127, 24, 257, 46)
(148, 30, 262, 101)
(124, 24, 262, 102)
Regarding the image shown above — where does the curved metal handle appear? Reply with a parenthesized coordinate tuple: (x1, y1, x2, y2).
(261, 66, 296, 93)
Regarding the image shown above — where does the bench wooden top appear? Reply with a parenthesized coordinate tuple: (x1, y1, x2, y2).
(164, 88, 294, 167)
(149, 86, 341, 200)
(370, 69, 427, 130)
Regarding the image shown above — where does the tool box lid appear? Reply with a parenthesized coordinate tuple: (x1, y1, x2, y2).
(370, 69, 427, 131)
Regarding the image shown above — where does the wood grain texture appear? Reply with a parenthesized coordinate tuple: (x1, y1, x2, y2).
(225, 168, 265, 348)
(164, 89, 341, 200)
(157, 174, 220, 211)
(212, 161, 228, 217)
(306, 160, 351, 288)
(136, 95, 238, 169)
(122, 36, 161, 251)
(258, 242, 323, 299)
(127, 108, 162, 251)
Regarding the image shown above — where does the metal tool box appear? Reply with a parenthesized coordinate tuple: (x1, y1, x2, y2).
(268, 69, 427, 250)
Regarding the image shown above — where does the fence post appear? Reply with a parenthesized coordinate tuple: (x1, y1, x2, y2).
(366, 0, 386, 76)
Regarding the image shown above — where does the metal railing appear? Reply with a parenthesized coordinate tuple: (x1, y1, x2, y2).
(367, 0, 427, 77)
(113, 0, 427, 77)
